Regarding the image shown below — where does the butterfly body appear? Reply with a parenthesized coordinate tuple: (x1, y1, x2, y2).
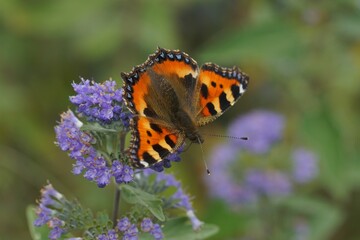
(122, 47, 249, 168)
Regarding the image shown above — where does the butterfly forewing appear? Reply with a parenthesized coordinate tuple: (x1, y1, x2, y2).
(196, 63, 249, 126)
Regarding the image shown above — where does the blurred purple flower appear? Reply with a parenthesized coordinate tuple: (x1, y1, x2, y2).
(34, 183, 67, 239)
(206, 144, 292, 207)
(292, 148, 318, 183)
(228, 110, 284, 154)
(117, 217, 131, 232)
(55, 110, 133, 187)
(123, 224, 138, 239)
(70, 79, 130, 127)
(292, 220, 310, 240)
(140, 218, 164, 239)
(140, 218, 153, 232)
(206, 144, 257, 205)
(97, 229, 118, 240)
(245, 169, 292, 197)
(150, 224, 164, 240)
(48, 218, 66, 240)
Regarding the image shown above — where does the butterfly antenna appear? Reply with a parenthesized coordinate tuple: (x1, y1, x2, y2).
(202, 133, 248, 141)
(197, 137, 210, 175)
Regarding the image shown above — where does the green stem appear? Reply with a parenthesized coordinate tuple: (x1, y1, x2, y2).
(112, 132, 126, 227)
(112, 186, 121, 227)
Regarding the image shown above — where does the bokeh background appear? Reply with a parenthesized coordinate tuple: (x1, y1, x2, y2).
(1, 0, 359, 239)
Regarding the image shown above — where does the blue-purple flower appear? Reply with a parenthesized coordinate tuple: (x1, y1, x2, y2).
(34, 183, 67, 239)
(206, 143, 292, 207)
(228, 110, 284, 154)
(206, 110, 319, 211)
(97, 229, 118, 240)
(117, 217, 164, 240)
(141, 218, 164, 239)
(206, 144, 257, 205)
(245, 169, 292, 197)
(291, 148, 318, 183)
(70, 79, 130, 127)
(150, 145, 184, 172)
(55, 110, 133, 187)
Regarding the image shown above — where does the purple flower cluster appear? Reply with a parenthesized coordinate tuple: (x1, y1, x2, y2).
(141, 218, 163, 240)
(55, 110, 133, 187)
(245, 169, 292, 197)
(34, 184, 67, 240)
(228, 110, 284, 154)
(292, 219, 310, 240)
(143, 169, 203, 230)
(291, 148, 318, 183)
(97, 229, 118, 240)
(116, 217, 163, 240)
(70, 79, 130, 127)
(206, 110, 319, 208)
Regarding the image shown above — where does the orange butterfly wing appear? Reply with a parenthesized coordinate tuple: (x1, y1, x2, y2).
(196, 63, 249, 126)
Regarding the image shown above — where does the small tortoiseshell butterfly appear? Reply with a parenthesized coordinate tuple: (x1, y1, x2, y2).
(122, 47, 249, 168)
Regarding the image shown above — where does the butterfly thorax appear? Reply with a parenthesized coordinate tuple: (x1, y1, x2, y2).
(173, 108, 204, 144)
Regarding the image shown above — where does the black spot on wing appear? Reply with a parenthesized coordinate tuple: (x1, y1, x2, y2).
(200, 83, 208, 99)
(152, 144, 171, 158)
(143, 107, 157, 118)
(146, 130, 152, 137)
(231, 84, 241, 100)
(206, 102, 217, 116)
(183, 74, 197, 90)
(150, 123, 163, 133)
(142, 152, 157, 164)
(219, 92, 231, 111)
(165, 135, 176, 148)
(211, 81, 216, 87)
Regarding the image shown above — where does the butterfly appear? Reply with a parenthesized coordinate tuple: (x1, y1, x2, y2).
(121, 47, 249, 168)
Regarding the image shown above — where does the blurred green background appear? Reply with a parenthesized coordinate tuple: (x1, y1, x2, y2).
(1, 0, 359, 239)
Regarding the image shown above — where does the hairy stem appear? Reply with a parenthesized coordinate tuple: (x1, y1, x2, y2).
(112, 186, 121, 227)
(112, 132, 126, 227)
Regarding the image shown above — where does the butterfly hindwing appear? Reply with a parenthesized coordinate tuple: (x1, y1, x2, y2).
(196, 63, 249, 126)
(128, 117, 185, 168)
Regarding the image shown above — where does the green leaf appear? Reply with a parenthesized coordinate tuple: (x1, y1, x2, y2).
(120, 184, 165, 221)
(161, 217, 219, 240)
(26, 205, 50, 240)
(81, 123, 118, 133)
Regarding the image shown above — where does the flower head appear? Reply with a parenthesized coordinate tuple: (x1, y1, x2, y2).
(140, 218, 153, 232)
(117, 217, 131, 232)
(228, 110, 284, 154)
(292, 148, 318, 183)
(55, 110, 133, 187)
(150, 224, 164, 240)
(70, 79, 130, 126)
(34, 183, 67, 239)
